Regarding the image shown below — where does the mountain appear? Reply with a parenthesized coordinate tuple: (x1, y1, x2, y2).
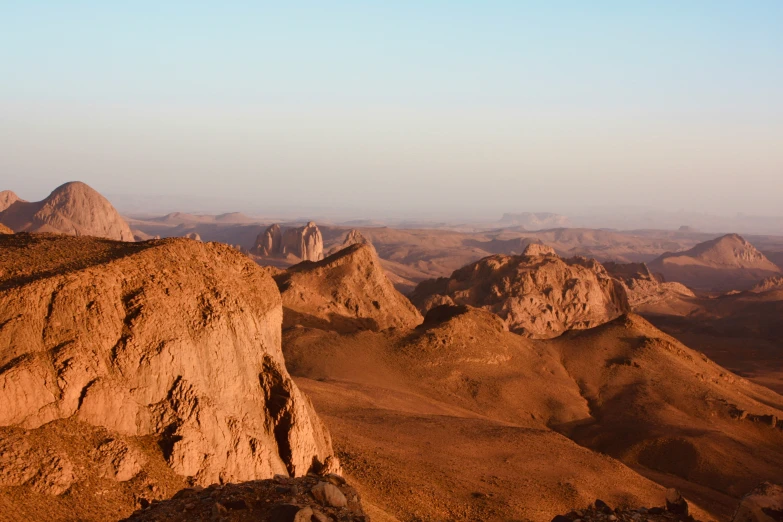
(409, 245, 629, 338)
(649, 234, 781, 291)
(274, 243, 422, 333)
(499, 212, 570, 229)
(0, 234, 335, 521)
(0, 190, 22, 212)
(0, 182, 134, 241)
(326, 229, 370, 256)
(282, 305, 783, 520)
(604, 261, 694, 307)
(253, 222, 324, 262)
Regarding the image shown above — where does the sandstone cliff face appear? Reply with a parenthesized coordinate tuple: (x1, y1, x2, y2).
(0, 223, 12, 234)
(282, 222, 323, 262)
(275, 243, 422, 332)
(255, 223, 282, 256)
(0, 182, 134, 241)
(410, 247, 629, 338)
(253, 222, 323, 262)
(0, 234, 334, 497)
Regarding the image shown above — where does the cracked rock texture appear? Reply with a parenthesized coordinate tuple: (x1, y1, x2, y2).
(0, 234, 334, 512)
(410, 247, 629, 338)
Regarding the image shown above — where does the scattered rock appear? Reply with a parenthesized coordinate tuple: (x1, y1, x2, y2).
(311, 481, 348, 508)
(666, 488, 689, 516)
(732, 482, 783, 522)
(121, 475, 367, 521)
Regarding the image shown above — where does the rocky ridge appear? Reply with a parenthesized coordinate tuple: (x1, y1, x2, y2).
(254, 223, 324, 262)
(275, 243, 422, 333)
(410, 245, 629, 338)
(649, 234, 781, 291)
(0, 190, 22, 212)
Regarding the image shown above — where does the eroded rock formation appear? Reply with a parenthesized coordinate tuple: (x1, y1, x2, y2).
(410, 246, 629, 338)
(0, 234, 334, 508)
(275, 243, 422, 332)
(253, 222, 323, 262)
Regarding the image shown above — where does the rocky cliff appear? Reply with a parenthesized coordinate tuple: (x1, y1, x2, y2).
(253, 222, 323, 262)
(0, 234, 335, 519)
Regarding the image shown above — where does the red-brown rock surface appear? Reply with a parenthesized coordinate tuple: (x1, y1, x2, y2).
(275, 243, 422, 333)
(0, 234, 335, 520)
(410, 247, 629, 338)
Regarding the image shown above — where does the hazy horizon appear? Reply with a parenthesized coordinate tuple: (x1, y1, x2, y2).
(2, 2, 782, 220)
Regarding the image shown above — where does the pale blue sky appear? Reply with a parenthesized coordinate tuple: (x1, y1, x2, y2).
(1, 2, 781, 218)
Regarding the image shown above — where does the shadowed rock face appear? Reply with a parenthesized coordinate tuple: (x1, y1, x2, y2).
(410, 247, 629, 338)
(253, 222, 324, 262)
(0, 182, 134, 241)
(274, 243, 422, 333)
(0, 235, 334, 502)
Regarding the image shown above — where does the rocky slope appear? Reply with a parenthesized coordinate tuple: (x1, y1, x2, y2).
(0, 234, 335, 521)
(0, 182, 134, 241)
(275, 243, 422, 333)
(649, 234, 781, 291)
(253, 223, 324, 262)
(0, 223, 12, 234)
(0, 190, 22, 212)
(409, 244, 629, 338)
(121, 474, 368, 522)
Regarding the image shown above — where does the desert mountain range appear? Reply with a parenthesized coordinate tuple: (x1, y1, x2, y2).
(1, 181, 783, 522)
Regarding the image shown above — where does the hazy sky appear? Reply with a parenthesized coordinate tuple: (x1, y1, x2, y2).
(1, 2, 782, 219)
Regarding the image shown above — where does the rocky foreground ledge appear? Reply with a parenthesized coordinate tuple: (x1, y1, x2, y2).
(121, 474, 368, 522)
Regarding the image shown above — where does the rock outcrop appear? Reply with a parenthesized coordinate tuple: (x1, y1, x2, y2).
(0, 223, 12, 234)
(327, 229, 370, 256)
(649, 234, 781, 291)
(121, 474, 367, 522)
(733, 482, 783, 522)
(255, 223, 283, 256)
(0, 190, 22, 212)
(0, 182, 134, 241)
(0, 234, 334, 518)
(253, 222, 323, 262)
(410, 248, 629, 338)
(604, 261, 694, 308)
(275, 243, 422, 332)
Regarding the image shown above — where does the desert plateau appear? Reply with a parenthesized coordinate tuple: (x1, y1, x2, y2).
(3, 3, 783, 522)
